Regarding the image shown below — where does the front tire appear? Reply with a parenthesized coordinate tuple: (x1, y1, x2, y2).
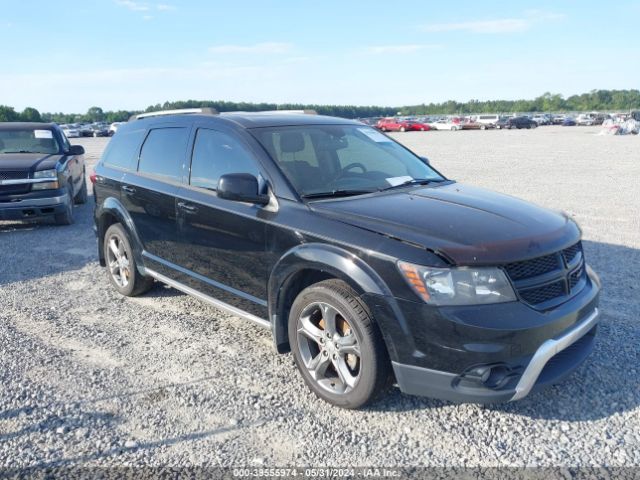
(103, 223, 153, 297)
(54, 185, 74, 225)
(289, 279, 391, 409)
(75, 175, 88, 204)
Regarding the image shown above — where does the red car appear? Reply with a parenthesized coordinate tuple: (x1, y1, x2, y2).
(407, 121, 431, 131)
(377, 118, 430, 132)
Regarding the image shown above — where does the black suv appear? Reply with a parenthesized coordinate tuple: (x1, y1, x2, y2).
(93, 109, 600, 409)
(496, 116, 538, 129)
(0, 122, 87, 224)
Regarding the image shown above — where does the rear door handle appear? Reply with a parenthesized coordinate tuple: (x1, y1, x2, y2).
(121, 185, 136, 194)
(177, 201, 198, 213)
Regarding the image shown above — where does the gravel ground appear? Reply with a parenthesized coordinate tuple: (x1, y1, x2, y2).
(0, 126, 638, 470)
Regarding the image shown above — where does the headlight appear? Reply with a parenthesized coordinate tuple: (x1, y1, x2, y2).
(398, 261, 517, 306)
(33, 169, 57, 179)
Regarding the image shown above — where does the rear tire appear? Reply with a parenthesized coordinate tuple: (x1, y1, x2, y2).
(289, 279, 392, 409)
(104, 223, 154, 297)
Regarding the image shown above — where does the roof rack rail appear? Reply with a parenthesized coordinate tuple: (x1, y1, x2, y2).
(129, 107, 218, 122)
(221, 109, 318, 116)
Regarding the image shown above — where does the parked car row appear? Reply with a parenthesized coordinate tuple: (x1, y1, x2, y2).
(58, 122, 125, 138)
(365, 111, 619, 133)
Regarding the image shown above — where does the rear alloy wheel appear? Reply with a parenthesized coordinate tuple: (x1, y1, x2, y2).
(289, 279, 391, 408)
(104, 223, 153, 296)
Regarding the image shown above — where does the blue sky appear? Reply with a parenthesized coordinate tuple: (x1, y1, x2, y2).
(1, 0, 638, 112)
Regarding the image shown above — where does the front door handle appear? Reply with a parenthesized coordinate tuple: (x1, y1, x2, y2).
(121, 185, 136, 194)
(177, 201, 198, 213)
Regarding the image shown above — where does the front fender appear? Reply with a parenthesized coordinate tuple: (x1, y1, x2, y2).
(95, 197, 145, 273)
(268, 243, 394, 353)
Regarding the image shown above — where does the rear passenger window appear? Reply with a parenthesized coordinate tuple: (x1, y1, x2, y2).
(101, 128, 145, 170)
(138, 128, 189, 181)
(190, 129, 259, 190)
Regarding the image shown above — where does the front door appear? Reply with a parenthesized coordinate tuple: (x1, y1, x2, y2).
(175, 126, 269, 316)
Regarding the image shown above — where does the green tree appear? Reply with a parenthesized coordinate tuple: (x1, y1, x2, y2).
(0, 105, 19, 122)
(85, 106, 105, 122)
(20, 107, 42, 122)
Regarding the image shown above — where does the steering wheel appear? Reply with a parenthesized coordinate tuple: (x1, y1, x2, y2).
(341, 162, 368, 174)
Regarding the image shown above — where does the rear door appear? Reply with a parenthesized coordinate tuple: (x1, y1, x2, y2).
(120, 124, 191, 272)
(174, 125, 269, 316)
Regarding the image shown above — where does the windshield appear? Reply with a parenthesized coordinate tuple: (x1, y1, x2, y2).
(252, 125, 444, 197)
(0, 128, 61, 155)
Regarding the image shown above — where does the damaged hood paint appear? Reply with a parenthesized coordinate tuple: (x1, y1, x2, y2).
(310, 182, 581, 265)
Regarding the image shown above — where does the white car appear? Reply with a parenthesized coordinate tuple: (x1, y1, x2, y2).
(108, 122, 124, 136)
(430, 119, 462, 131)
(576, 114, 595, 126)
(60, 125, 81, 138)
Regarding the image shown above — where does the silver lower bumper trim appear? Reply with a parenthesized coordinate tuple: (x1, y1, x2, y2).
(144, 268, 271, 330)
(0, 194, 69, 208)
(511, 307, 600, 400)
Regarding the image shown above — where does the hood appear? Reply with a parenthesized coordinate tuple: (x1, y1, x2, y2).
(0, 153, 62, 172)
(310, 182, 580, 265)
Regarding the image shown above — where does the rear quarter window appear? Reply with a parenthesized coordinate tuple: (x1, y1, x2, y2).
(101, 128, 146, 170)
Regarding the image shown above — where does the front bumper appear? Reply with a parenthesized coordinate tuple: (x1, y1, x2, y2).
(365, 267, 601, 403)
(0, 192, 70, 220)
(392, 308, 598, 403)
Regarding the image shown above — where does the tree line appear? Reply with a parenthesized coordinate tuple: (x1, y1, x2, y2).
(1, 89, 639, 123)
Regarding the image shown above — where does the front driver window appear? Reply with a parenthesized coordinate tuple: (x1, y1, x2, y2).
(190, 129, 260, 190)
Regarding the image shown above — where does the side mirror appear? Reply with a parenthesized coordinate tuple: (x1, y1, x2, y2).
(420, 156, 430, 165)
(217, 173, 269, 205)
(69, 145, 85, 155)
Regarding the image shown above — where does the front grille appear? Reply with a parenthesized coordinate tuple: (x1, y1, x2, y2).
(563, 241, 582, 265)
(519, 280, 565, 305)
(503, 242, 586, 309)
(504, 253, 560, 280)
(0, 171, 29, 181)
(0, 171, 30, 195)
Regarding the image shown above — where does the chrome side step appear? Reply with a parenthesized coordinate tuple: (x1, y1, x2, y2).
(144, 268, 271, 330)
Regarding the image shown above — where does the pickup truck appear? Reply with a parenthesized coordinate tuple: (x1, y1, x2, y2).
(0, 122, 87, 225)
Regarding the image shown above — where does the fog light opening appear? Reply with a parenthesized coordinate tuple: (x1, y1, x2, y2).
(460, 363, 514, 390)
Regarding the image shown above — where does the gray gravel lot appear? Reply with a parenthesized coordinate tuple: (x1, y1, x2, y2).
(0, 126, 638, 469)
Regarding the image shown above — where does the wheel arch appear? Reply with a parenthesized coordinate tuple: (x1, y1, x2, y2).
(268, 243, 392, 353)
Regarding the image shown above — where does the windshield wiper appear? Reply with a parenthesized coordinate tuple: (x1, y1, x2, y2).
(380, 178, 443, 191)
(301, 189, 375, 199)
(2, 150, 35, 154)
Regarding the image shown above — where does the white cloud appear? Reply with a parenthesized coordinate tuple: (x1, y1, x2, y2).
(115, 0, 150, 12)
(422, 11, 565, 34)
(209, 42, 293, 55)
(423, 18, 529, 34)
(366, 44, 441, 54)
(114, 0, 176, 12)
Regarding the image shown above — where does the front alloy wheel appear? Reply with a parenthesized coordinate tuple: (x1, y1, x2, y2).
(297, 302, 361, 394)
(289, 279, 391, 409)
